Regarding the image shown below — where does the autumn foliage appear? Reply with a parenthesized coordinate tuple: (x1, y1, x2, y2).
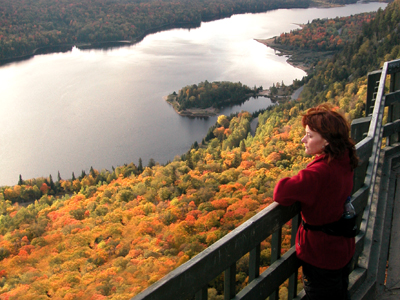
(2, 0, 400, 298)
(276, 13, 376, 52)
(0, 108, 311, 299)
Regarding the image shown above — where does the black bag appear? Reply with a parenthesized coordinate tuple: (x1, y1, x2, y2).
(302, 215, 358, 238)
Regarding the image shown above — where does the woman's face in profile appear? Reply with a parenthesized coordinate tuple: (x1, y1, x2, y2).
(301, 125, 328, 156)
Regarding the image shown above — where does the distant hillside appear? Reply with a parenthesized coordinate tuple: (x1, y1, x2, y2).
(1, 0, 400, 299)
(0, 0, 357, 61)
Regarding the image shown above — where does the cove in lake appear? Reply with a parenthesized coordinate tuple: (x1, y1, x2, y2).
(0, 2, 387, 186)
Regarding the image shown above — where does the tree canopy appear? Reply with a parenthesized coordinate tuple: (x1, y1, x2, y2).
(167, 81, 258, 110)
(1, 0, 399, 298)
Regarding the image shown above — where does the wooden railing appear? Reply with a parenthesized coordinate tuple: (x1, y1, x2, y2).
(132, 59, 400, 300)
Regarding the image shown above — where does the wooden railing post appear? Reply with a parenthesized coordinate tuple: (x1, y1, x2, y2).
(388, 70, 400, 145)
(351, 118, 372, 194)
(195, 286, 208, 300)
(270, 228, 282, 300)
(351, 117, 371, 144)
(366, 70, 382, 116)
(288, 214, 300, 300)
(249, 244, 261, 282)
(225, 264, 236, 300)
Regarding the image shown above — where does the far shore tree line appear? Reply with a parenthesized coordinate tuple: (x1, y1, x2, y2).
(2, 158, 154, 204)
(1, 0, 357, 61)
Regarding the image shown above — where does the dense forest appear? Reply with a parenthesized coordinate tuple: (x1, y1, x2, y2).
(1, 0, 400, 299)
(0, 0, 361, 61)
(276, 12, 376, 51)
(166, 81, 260, 111)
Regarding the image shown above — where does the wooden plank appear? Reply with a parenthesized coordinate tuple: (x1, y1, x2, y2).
(386, 170, 400, 289)
(383, 119, 400, 138)
(384, 90, 400, 107)
(270, 228, 282, 300)
(388, 69, 400, 144)
(355, 229, 366, 259)
(353, 160, 369, 193)
(225, 264, 236, 300)
(355, 137, 373, 165)
(195, 286, 207, 300)
(349, 267, 368, 296)
(288, 214, 300, 300)
(387, 59, 400, 74)
(367, 62, 387, 141)
(351, 117, 371, 144)
(249, 244, 260, 282)
(382, 143, 400, 157)
(232, 248, 300, 300)
(353, 134, 373, 198)
(271, 229, 282, 263)
(385, 88, 400, 145)
(352, 185, 370, 216)
(366, 70, 382, 116)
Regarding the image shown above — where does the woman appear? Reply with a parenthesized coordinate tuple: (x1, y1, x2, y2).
(273, 103, 358, 300)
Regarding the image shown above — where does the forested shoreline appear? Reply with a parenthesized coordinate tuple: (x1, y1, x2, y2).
(257, 11, 379, 72)
(1, 0, 400, 298)
(0, 0, 361, 62)
(166, 81, 263, 117)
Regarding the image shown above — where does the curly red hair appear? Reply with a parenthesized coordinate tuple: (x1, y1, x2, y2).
(302, 103, 358, 170)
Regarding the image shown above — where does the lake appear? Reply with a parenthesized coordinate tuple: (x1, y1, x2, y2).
(0, 2, 386, 186)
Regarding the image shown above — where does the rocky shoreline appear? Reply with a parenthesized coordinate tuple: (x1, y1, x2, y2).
(255, 37, 335, 74)
(164, 92, 270, 117)
(175, 106, 220, 117)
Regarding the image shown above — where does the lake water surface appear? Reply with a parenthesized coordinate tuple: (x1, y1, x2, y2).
(0, 2, 386, 185)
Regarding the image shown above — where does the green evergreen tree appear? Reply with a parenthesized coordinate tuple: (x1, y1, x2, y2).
(18, 174, 23, 186)
(240, 140, 246, 152)
(49, 174, 56, 194)
(171, 166, 177, 183)
(138, 158, 143, 172)
(148, 158, 156, 168)
(186, 151, 194, 169)
(90, 166, 96, 178)
(79, 170, 86, 180)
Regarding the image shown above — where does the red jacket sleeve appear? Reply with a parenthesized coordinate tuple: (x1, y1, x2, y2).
(273, 161, 325, 207)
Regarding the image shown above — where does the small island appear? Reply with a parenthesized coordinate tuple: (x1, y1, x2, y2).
(165, 80, 263, 117)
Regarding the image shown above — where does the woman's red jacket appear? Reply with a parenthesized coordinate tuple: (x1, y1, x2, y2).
(273, 153, 355, 270)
